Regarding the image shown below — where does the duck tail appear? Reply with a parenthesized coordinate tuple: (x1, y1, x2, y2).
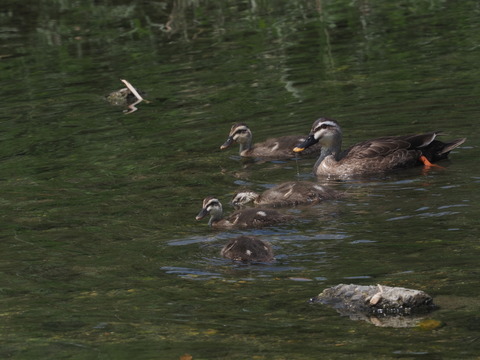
(423, 137, 466, 162)
(437, 137, 466, 155)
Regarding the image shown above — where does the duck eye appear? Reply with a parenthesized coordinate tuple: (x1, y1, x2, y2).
(316, 124, 330, 131)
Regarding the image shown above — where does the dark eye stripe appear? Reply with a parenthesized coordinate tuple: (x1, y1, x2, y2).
(315, 123, 335, 131)
(234, 129, 248, 135)
(207, 201, 220, 208)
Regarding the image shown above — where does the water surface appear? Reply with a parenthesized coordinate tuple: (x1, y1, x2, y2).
(1, 1, 479, 359)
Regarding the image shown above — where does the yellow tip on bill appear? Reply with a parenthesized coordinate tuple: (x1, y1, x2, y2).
(293, 147, 305, 153)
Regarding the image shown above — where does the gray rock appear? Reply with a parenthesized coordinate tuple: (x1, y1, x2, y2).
(310, 284, 437, 320)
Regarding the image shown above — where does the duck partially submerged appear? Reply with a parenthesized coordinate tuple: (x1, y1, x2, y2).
(294, 117, 466, 178)
(221, 236, 274, 262)
(220, 123, 322, 159)
(105, 79, 147, 114)
(232, 181, 343, 208)
(196, 196, 293, 229)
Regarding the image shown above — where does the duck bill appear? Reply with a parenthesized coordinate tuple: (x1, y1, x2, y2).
(220, 136, 234, 150)
(293, 134, 318, 153)
(195, 208, 208, 220)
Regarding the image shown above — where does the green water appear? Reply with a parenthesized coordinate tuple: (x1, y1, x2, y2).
(1, 1, 479, 359)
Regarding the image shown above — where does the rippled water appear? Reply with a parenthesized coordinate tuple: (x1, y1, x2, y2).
(1, 1, 479, 359)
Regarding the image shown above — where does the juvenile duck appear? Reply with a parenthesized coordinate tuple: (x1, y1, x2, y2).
(293, 117, 466, 178)
(221, 236, 274, 263)
(232, 181, 343, 208)
(196, 196, 293, 229)
(220, 122, 322, 159)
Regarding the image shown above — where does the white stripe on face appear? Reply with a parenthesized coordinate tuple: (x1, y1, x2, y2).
(318, 120, 337, 128)
(204, 198, 220, 210)
(313, 120, 339, 140)
(313, 120, 337, 132)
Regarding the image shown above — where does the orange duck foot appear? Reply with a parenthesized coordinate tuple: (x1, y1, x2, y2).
(419, 155, 445, 169)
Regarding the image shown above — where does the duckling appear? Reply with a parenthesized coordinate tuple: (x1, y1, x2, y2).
(220, 122, 322, 159)
(231, 181, 343, 208)
(221, 236, 274, 263)
(196, 196, 293, 229)
(294, 117, 466, 178)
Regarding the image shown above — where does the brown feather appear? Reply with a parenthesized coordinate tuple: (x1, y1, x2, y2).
(196, 197, 293, 229)
(296, 118, 466, 178)
(220, 236, 274, 262)
(221, 123, 322, 159)
(232, 181, 343, 208)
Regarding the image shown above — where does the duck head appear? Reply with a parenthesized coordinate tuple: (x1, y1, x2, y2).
(231, 191, 259, 208)
(196, 196, 224, 226)
(220, 123, 252, 150)
(294, 117, 342, 153)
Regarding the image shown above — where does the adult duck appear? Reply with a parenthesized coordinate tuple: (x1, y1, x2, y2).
(220, 122, 321, 159)
(231, 181, 343, 208)
(196, 196, 293, 229)
(293, 117, 466, 178)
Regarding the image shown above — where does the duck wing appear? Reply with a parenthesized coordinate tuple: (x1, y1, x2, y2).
(335, 133, 442, 172)
(257, 181, 341, 207)
(260, 181, 300, 205)
(338, 132, 465, 171)
(340, 132, 444, 159)
(340, 136, 418, 161)
(227, 208, 291, 228)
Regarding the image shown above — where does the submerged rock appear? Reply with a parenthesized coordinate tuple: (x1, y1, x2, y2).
(310, 284, 438, 327)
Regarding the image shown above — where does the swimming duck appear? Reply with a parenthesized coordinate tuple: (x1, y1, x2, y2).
(196, 196, 293, 229)
(293, 117, 466, 178)
(105, 79, 147, 114)
(221, 236, 274, 263)
(231, 181, 343, 208)
(220, 122, 321, 159)
(106, 87, 135, 106)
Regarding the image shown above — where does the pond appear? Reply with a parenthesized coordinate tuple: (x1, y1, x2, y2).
(1, 0, 479, 359)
